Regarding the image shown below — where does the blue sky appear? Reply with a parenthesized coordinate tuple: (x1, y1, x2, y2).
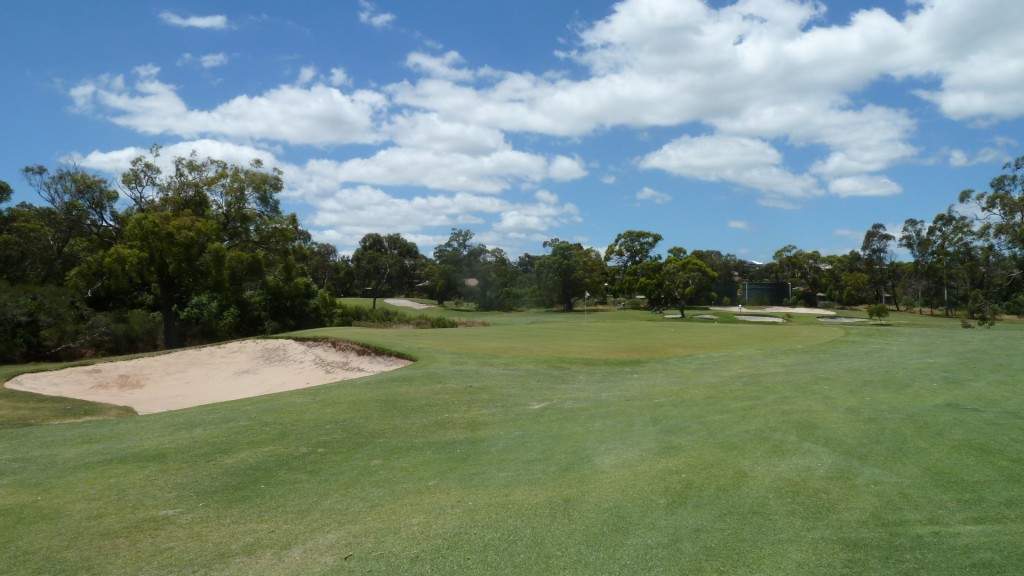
(3, 0, 1022, 261)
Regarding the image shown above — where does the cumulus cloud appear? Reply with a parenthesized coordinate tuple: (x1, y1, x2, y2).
(948, 139, 1016, 167)
(178, 53, 229, 69)
(406, 51, 475, 82)
(827, 175, 902, 197)
(358, 0, 395, 29)
(159, 11, 228, 30)
(72, 139, 291, 177)
(70, 65, 387, 146)
(636, 187, 671, 204)
(329, 68, 351, 87)
(639, 134, 821, 200)
(297, 146, 580, 195)
(67, 0, 1024, 251)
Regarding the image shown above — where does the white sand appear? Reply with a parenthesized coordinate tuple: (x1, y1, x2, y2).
(384, 298, 434, 310)
(6, 339, 411, 415)
(736, 315, 786, 323)
(712, 306, 836, 315)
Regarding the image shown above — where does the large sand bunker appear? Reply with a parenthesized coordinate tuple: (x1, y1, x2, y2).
(6, 339, 411, 415)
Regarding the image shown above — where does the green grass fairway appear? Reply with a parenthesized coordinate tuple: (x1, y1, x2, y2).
(2, 310, 1023, 574)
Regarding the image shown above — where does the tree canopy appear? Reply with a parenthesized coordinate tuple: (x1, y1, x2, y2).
(4, 154, 1024, 361)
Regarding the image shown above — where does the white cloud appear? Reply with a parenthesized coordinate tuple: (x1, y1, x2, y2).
(548, 155, 588, 181)
(639, 134, 822, 200)
(493, 190, 581, 233)
(178, 53, 229, 69)
(827, 175, 902, 197)
(405, 51, 475, 82)
(296, 66, 318, 86)
(200, 53, 228, 68)
(728, 220, 749, 230)
(159, 11, 228, 30)
(358, 0, 396, 29)
(72, 139, 290, 177)
(385, 112, 506, 154)
(329, 68, 351, 87)
(636, 186, 670, 204)
(71, 66, 387, 146)
(948, 143, 1014, 168)
(299, 146, 581, 195)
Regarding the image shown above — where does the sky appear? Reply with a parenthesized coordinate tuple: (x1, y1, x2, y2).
(3, 0, 1023, 262)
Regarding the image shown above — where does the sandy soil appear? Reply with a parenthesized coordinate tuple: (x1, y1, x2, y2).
(384, 298, 434, 310)
(711, 306, 836, 315)
(6, 339, 411, 415)
(735, 315, 786, 323)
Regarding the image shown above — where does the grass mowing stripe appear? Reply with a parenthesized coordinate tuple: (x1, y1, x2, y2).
(2, 311, 1023, 574)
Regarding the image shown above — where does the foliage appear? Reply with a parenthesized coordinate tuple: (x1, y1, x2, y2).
(331, 303, 459, 328)
(536, 238, 605, 311)
(659, 250, 718, 317)
(866, 303, 890, 324)
(604, 229, 662, 297)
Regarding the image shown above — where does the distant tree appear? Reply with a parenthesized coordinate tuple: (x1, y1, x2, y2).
(660, 250, 717, 317)
(537, 238, 605, 311)
(433, 228, 489, 305)
(960, 156, 1024, 258)
(604, 230, 662, 297)
(866, 303, 889, 324)
(473, 248, 523, 311)
(0, 180, 11, 205)
(861, 223, 899, 310)
(899, 218, 934, 312)
(352, 232, 420, 309)
(772, 245, 827, 306)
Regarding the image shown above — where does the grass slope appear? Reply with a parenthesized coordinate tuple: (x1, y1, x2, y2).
(2, 309, 1022, 574)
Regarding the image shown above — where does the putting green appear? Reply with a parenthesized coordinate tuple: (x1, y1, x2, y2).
(294, 317, 843, 360)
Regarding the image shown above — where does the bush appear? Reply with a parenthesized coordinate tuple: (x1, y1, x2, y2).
(332, 304, 459, 328)
(866, 303, 889, 324)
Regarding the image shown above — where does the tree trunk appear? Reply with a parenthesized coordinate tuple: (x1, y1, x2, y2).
(157, 275, 179, 349)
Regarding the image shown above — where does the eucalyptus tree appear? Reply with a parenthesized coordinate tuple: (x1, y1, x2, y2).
(899, 218, 934, 312)
(604, 230, 663, 297)
(352, 232, 420, 309)
(861, 223, 900, 309)
(960, 156, 1024, 304)
(537, 238, 606, 311)
(660, 249, 717, 317)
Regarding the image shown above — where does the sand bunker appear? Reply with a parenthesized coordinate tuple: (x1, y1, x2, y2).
(384, 298, 434, 310)
(736, 315, 786, 323)
(6, 339, 411, 415)
(712, 306, 835, 315)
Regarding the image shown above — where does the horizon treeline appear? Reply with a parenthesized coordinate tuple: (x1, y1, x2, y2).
(3, 149, 1023, 362)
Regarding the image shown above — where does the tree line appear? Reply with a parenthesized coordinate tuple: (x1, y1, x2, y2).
(3, 151, 1022, 362)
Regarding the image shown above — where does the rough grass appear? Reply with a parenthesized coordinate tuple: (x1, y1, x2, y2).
(2, 308, 1023, 574)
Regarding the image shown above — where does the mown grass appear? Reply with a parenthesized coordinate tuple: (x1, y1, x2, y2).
(1, 307, 1022, 574)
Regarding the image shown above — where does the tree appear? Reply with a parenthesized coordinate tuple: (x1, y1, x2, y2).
(0, 180, 11, 205)
(537, 238, 605, 311)
(772, 245, 827, 306)
(604, 230, 662, 297)
(960, 156, 1024, 258)
(352, 233, 420, 309)
(899, 218, 934, 313)
(432, 228, 489, 305)
(866, 303, 889, 324)
(861, 223, 899, 310)
(928, 209, 978, 317)
(660, 251, 717, 317)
